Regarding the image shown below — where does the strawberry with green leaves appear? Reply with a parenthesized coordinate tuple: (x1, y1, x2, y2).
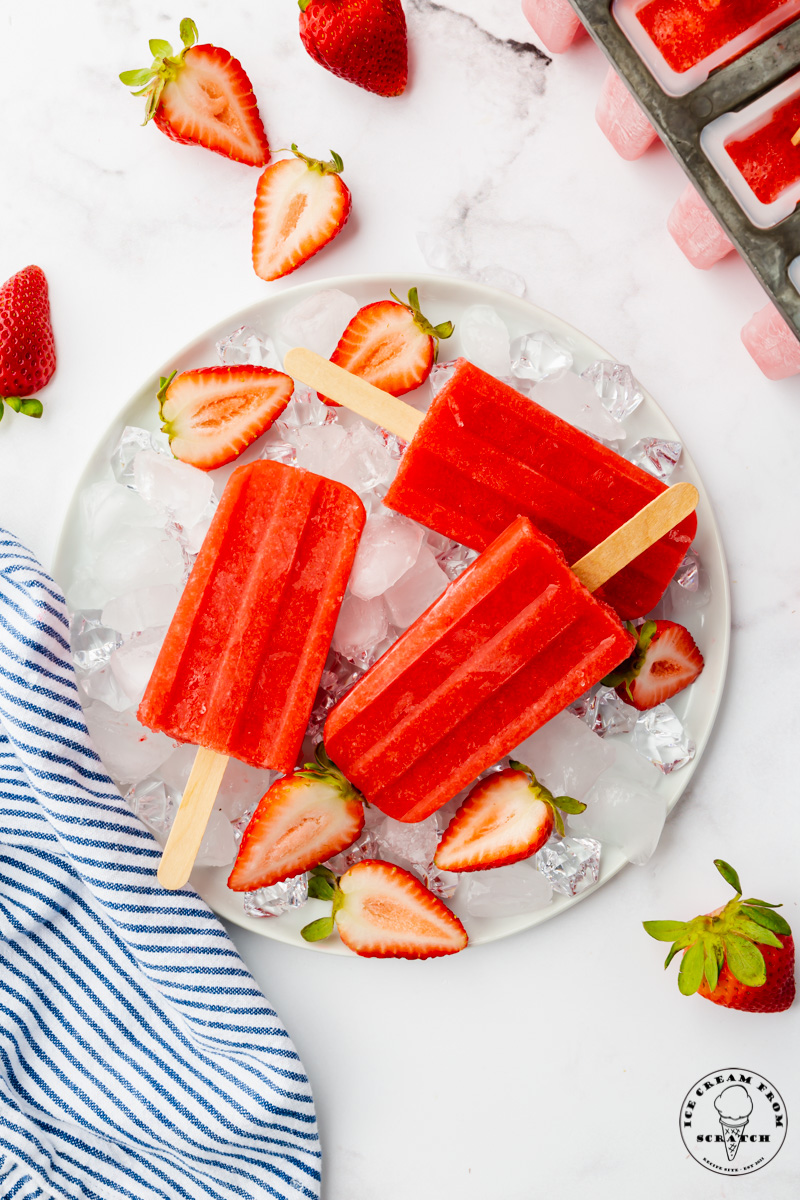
(228, 746, 365, 891)
(302, 860, 468, 958)
(434, 761, 585, 872)
(120, 18, 270, 166)
(158, 365, 294, 470)
(322, 288, 453, 405)
(252, 146, 351, 282)
(0, 265, 55, 425)
(644, 859, 795, 1013)
(602, 619, 703, 711)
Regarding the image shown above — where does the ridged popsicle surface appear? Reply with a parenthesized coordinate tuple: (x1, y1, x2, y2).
(139, 460, 365, 773)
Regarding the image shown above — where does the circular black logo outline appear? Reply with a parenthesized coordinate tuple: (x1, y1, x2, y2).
(679, 1067, 788, 1176)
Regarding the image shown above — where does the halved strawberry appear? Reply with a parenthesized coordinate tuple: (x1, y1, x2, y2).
(158, 365, 294, 470)
(644, 859, 795, 1013)
(252, 146, 351, 282)
(228, 747, 365, 891)
(302, 860, 468, 958)
(434, 762, 585, 873)
(120, 18, 269, 166)
(602, 619, 704, 711)
(321, 288, 453, 406)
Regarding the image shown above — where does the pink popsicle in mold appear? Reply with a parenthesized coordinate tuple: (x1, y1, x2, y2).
(521, 0, 585, 54)
(741, 303, 800, 381)
(667, 184, 735, 270)
(595, 67, 658, 161)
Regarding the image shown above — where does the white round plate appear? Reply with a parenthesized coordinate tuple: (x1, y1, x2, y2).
(54, 273, 730, 955)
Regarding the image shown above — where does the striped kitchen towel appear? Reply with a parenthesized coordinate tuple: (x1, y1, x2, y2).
(0, 530, 320, 1200)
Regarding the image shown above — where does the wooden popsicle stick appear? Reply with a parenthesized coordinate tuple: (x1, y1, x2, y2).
(284, 346, 424, 442)
(157, 746, 229, 890)
(571, 481, 699, 594)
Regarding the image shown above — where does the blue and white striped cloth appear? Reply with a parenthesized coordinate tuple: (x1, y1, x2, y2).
(0, 531, 320, 1199)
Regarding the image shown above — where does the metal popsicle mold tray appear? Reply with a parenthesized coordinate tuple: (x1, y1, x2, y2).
(568, 1, 800, 339)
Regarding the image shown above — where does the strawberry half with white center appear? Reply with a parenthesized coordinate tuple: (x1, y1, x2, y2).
(602, 619, 704, 711)
(158, 365, 294, 470)
(252, 145, 351, 282)
(120, 18, 269, 166)
(322, 288, 454, 406)
(644, 860, 795, 1013)
(298, 0, 408, 97)
(228, 747, 365, 891)
(434, 761, 586, 873)
(0, 265, 55, 425)
(302, 860, 468, 958)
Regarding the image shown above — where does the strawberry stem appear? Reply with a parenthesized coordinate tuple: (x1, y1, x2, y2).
(120, 18, 199, 124)
(290, 144, 345, 175)
(389, 287, 454, 359)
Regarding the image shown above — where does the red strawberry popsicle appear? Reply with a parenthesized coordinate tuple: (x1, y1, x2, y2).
(138, 460, 365, 888)
(284, 350, 697, 620)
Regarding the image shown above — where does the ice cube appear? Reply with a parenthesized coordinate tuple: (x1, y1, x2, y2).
(195, 807, 237, 868)
(462, 861, 553, 917)
(459, 306, 511, 378)
(510, 331, 573, 383)
(217, 759, 276, 823)
(430, 360, 459, 396)
(307, 652, 364, 743)
(290, 422, 350, 482)
(632, 704, 696, 774)
(420, 864, 460, 900)
(80, 664, 132, 712)
(125, 776, 179, 838)
(535, 836, 601, 896)
(534, 373, 625, 442)
(627, 437, 682, 481)
(349, 513, 425, 600)
(110, 629, 165, 705)
(110, 427, 168, 486)
(71, 614, 122, 672)
(277, 290, 359, 360)
(510, 710, 614, 801)
(66, 572, 111, 614)
(416, 227, 462, 274)
(474, 265, 527, 297)
(325, 827, 381, 875)
(345, 422, 399, 494)
(242, 874, 309, 917)
(667, 184, 735, 270)
(595, 67, 658, 161)
(435, 541, 479, 581)
(133, 449, 215, 531)
(157, 742, 200, 792)
(216, 325, 282, 369)
(741, 302, 800, 381)
(84, 701, 174, 786)
(102, 585, 180, 637)
(374, 813, 441, 868)
(521, 0, 584, 53)
(94, 527, 185, 596)
(609, 738, 663, 788)
(582, 360, 644, 422)
(278, 386, 333, 430)
(80, 481, 161, 552)
(674, 548, 700, 592)
(571, 771, 666, 865)
(383, 546, 449, 629)
(569, 686, 638, 738)
(333, 593, 389, 666)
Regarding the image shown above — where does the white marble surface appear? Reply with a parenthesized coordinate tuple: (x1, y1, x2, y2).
(2, 2, 799, 1197)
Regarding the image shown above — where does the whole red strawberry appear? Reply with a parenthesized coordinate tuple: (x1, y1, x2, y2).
(644, 859, 795, 1013)
(299, 0, 408, 97)
(0, 265, 55, 424)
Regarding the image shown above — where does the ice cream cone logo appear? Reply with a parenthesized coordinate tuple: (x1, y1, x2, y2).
(715, 1086, 754, 1162)
(680, 1069, 787, 1176)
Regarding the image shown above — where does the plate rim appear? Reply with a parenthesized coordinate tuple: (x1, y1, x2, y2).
(53, 271, 732, 956)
